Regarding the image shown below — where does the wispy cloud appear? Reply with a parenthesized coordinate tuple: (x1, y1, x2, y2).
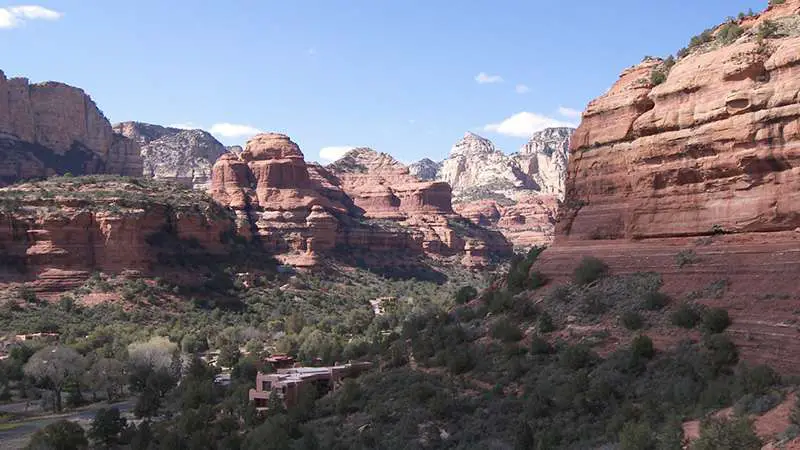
(209, 123, 262, 139)
(475, 72, 504, 84)
(0, 5, 62, 29)
(515, 84, 530, 94)
(484, 112, 576, 138)
(319, 146, 355, 162)
(558, 106, 581, 119)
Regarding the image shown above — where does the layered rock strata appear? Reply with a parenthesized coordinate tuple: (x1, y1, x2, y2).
(537, 0, 800, 373)
(209, 135, 511, 266)
(0, 70, 142, 184)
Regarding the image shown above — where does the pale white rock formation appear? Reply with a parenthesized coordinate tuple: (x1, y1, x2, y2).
(113, 122, 227, 190)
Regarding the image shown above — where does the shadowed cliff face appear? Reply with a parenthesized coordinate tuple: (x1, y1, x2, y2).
(0, 70, 143, 184)
(209, 135, 512, 267)
(537, 0, 800, 373)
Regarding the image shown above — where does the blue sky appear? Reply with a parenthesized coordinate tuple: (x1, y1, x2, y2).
(1, 0, 767, 163)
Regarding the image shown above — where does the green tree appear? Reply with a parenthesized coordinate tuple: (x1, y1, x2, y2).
(84, 358, 126, 402)
(26, 420, 88, 450)
(24, 346, 86, 412)
(619, 421, 655, 450)
(455, 286, 478, 305)
(89, 408, 127, 449)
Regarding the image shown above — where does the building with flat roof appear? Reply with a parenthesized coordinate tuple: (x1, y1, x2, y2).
(249, 362, 371, 409)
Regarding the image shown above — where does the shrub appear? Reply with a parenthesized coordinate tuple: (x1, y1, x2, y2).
(676, 249, 698, 268)
(618, 421, 655, 450)
(692, 416, 761, 450)
(717, 22, 744, 45)
(671, 303, 701, 329)
(530, 336, 553, 355)
(702, 308, 731, 334)
(630, 335, 655, 360)
(734, 392, 783, 416)
(705, 334, 739, 369)
(27, 420, 88, 450)
(650, 69, 667, 86)
(559, 344, 597, 370)
(455, 286, 478, 305)
(642, 291, 670, 311)
(537, 312, 555, 333)
(490, 319, 524, 343)
(573, 256, 609, 286)
(758, 19, 779, 39)
(770, 0, 786, 5)
(621, 311, 645, 331)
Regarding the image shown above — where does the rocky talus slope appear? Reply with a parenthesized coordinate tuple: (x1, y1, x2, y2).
(114, 122, 227, 190)
(0, 70, 142, 185)
(535, 0, 800, 373)
(417, 129, 572, 248)
(209, 134, 511, 266)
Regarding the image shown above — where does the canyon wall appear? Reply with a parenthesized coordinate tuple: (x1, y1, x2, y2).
(0, 177, 232, 293)
(0, 70, 143, 184)
(537, 0, 800, 372)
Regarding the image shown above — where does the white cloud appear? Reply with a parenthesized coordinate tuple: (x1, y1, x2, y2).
(558, 106, 581, 119)
(319, 146, 355, 162)
(168, 123, 197, 130)
(0, 5, 62, 29)
(209, 123, 262, 139)
(475, 72, 504, 84)
(515, 84, 530, 94)
(484, 112, 576, 138)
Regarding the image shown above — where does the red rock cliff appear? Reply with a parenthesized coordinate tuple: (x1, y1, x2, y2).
(538, 0, 800, 372)
(0, 69, 143, 184)
(210, 137, 512, 266)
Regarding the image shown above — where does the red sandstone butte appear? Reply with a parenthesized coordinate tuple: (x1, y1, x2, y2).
(536, 0, 800, 373)
(209, 138, 511, 266)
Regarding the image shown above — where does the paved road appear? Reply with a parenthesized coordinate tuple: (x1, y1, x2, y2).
(0, 399, 135, 449)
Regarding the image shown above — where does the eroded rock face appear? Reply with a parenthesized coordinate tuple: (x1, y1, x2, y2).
(0, 70, 142, 184)
(416, 130, 572, 248)
(113, 122, 226, 190)
(0, 177, 232, 292)
(408, 158, 441, 181)
(210, 136, 511, 266)
(539, 0, 800, 373)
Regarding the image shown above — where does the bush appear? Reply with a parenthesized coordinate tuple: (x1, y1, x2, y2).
(642, 291, 670, 311)
(537, 312, 555, 333)
(734, 392, 783, 416)
(573, 257, 609, 286)
(559, 344, 596, 370)
(530, 336, 553, 355)
(455, 286, 478, 305)
(490, 319, 523, 343)
(705, 334, 739, 369)
(621, 311, 645, 331)
(671, 303, 701, 329)
(27, 420, 88, 450)
(650, 69, 667, 86)
(630, 335, 655, 360)
(717, 22, 744, 45)
(758, 19, 779, 39)
(702, 308, 731, 334)
(692, 416, 761, 450)
(618, 421, 655, 450)
(676, 249, 698, 268)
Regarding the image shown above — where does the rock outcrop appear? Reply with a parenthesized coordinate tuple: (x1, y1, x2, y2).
(113, 122, 227, 190)
(0, 177, 232, 293)
(410, 130, 572, 248)
(209, 135, 511, 266)
(0, 70, 142, 185)
(536, 0, 800, 373)
(408, 158, 441, 181)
